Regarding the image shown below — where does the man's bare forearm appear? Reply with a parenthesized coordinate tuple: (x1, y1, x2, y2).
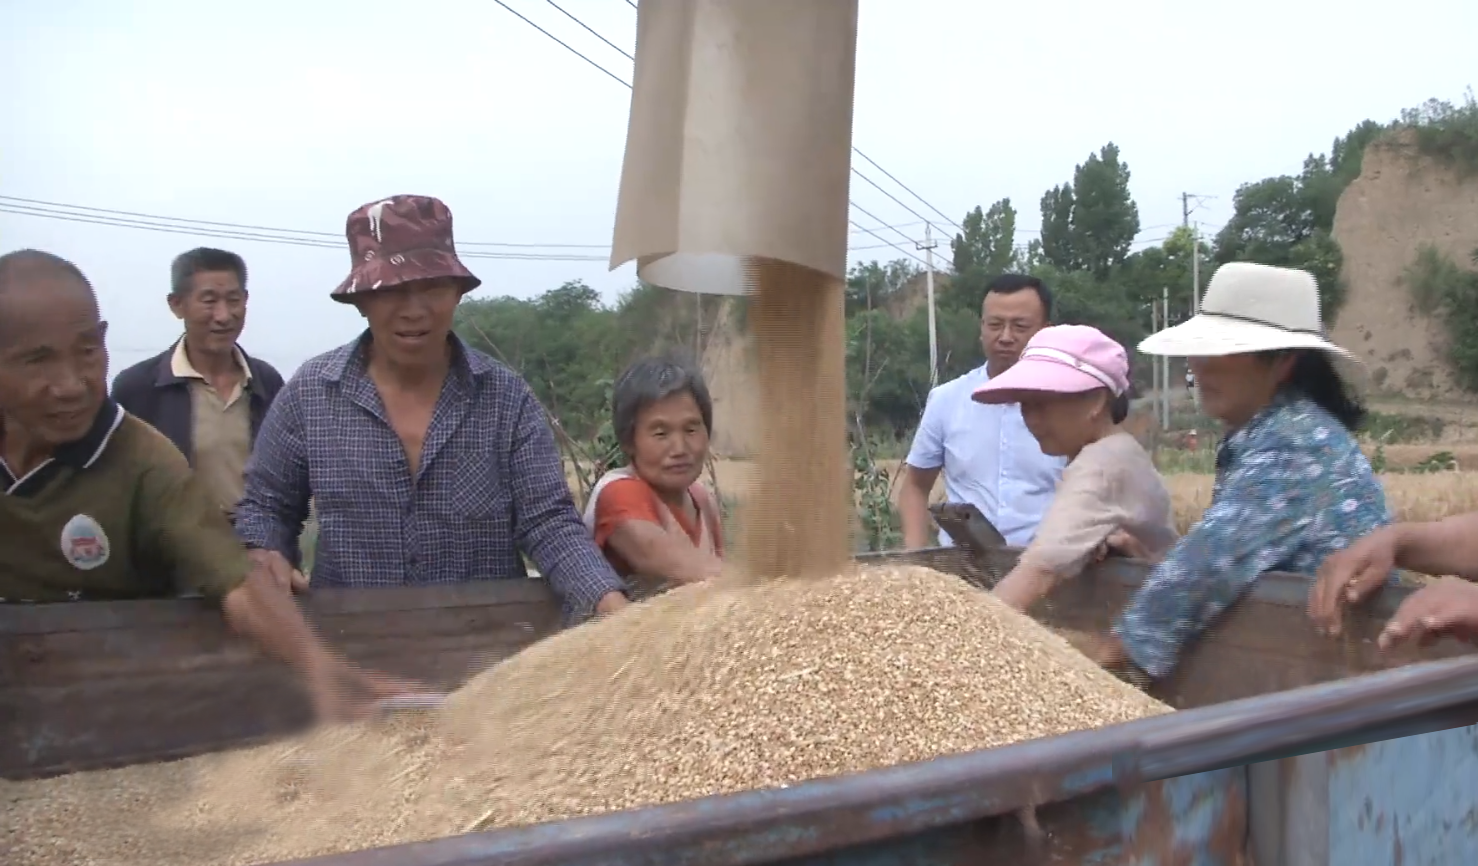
(899, 466, 940, 549)
(992, 561, 1057, 612)
(1394, 514, 1478, 579)
(222, 574, 336, 676)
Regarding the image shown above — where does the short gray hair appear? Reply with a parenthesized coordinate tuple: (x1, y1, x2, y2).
(612, 356, 714, 448)
(170, 247, 247, 299)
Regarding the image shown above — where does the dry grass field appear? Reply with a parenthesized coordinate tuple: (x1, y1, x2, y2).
(1164, 471, 1478, 535)
(672, 459, 1478, 537)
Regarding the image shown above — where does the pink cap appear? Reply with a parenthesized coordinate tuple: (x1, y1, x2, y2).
(972, 324, 1129, 405)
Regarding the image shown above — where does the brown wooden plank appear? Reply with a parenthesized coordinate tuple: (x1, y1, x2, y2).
(1, 581, 563, 780)
(960, 545, 1475, 709)
(0, 578, 560, 635)
(2, 637, 536, 780)
(3, 625, 545, 686)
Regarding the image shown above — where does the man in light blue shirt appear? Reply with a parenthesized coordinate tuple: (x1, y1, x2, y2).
(900, 274, 1066, 549)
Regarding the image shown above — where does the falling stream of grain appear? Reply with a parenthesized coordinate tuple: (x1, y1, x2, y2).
(739, 259, 852, 579)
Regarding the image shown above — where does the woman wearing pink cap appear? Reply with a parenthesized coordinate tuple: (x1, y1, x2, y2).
(972, 325, 1176, 613)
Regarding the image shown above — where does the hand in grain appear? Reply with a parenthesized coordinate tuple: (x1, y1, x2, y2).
(307, 659, 433, 725)
(596, 590, 631, 616)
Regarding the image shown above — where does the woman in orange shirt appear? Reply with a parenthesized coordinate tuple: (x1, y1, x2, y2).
(582, 357, 724, 591)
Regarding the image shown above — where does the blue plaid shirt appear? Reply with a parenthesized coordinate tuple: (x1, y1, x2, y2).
(1114, 392, 1394, 679)
(233, 333, 626, 622)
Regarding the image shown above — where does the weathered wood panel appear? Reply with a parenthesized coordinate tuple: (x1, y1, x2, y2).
(5, 526, 1469, 782)
(1, 580, 562, 780)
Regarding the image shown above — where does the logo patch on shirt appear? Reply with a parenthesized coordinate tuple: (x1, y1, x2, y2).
(60, 514, 110, 571)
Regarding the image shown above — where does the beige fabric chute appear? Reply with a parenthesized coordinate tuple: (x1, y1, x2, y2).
(610, 0, 858, 295)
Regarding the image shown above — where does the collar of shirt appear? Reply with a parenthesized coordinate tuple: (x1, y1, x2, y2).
(170, 338, 253, 383)
(0, 400, 126, 495)
(1215, 390, 1300, 474)
(321, 330, 497, 388)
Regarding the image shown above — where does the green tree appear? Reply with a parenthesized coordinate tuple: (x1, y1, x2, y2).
(1211, 119, 1391, 320)
(456, 281, 628, 437)
(1404, 245, 1478, 390)
(1118, 226, 1211, 317)
(1037, 144, 1141, 278)
(846, 303, 979, 434)
(1038, 184, 1075, 271)
(844, 259, 922, 317)
(1069, 143, 1141, 277)
(950, 199, 1018, 275)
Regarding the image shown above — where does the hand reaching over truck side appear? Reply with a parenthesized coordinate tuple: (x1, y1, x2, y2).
(140, 435, 434, 723)
(1311, 513, 1478, 637)
(1376, 576, 1478, 650)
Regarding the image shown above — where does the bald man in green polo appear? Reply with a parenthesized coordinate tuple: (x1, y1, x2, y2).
(0, 249, 422, 721)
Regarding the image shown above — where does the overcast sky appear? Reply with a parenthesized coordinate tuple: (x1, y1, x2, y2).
(2, 0, 1474, 377)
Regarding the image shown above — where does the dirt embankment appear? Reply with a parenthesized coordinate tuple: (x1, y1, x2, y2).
(1331, 132, 1478, 400)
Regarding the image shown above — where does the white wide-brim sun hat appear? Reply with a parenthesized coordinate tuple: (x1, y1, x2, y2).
(1139, 261, 1357, 365)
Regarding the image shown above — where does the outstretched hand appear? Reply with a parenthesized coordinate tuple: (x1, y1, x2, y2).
(247, 548, 310, 594)
(1093, 530, 1153, 564)
(305, 658, 442, 724)
(1309, 529, 1399, 636)
(1378, 576, 1478, 651)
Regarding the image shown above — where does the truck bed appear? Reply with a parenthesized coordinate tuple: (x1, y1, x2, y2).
(4, 544, 1476, 865)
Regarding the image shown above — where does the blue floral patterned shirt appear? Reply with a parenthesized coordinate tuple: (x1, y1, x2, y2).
(1114, 391, 1393, 679)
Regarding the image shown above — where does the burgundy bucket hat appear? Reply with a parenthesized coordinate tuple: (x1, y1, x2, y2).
(331, 194, 481, 302)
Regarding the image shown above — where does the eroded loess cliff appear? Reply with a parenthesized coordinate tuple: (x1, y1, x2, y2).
(1332, 132, 1478, 400)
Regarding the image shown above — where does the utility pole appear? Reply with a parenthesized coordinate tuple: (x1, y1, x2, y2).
(1191, 222, 1203, 411)
(918, 224, 939, 388)
(1161, 286, 1171, 430)
(1150, 300, 1161, 429)
(1181, 192, 1213, 412)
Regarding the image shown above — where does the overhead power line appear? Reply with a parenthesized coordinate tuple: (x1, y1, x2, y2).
(0, 196, 610, 249)
(0, 203, 613, 262)
(848, 202, 936, 271)
(851, 147, 961, 232)
(491, 0, 631, 89)
(546, 0, 634, 61)
(0, 197, 921, 260)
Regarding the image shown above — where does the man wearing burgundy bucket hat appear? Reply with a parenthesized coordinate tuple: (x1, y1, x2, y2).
(233, 195, 630, 622)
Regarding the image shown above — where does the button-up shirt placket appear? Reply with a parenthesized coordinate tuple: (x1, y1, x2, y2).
(332, 362, 475, 587)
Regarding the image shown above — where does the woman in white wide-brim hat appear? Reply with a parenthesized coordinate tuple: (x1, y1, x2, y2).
(1090, 261, 1395, 686)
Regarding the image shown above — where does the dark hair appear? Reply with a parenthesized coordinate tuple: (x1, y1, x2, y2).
(612, 356, 714, 448)
(984, 273, 1053, 320)
(1109, 391, 1130, 425)
(1269, 350, 1366, 432)
(171, 247, 247, 299)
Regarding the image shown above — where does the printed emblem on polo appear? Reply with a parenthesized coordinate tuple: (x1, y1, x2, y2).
(60, 513, 110, 571)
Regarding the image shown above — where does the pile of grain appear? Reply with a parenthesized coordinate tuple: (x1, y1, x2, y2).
(3, 565, 1168, 866)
